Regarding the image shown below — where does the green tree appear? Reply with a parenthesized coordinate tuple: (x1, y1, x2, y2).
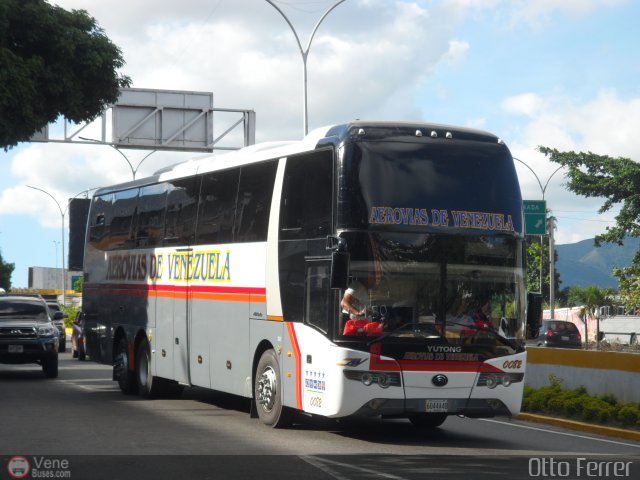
(0, 249, 15, 290)
(0, 0, 131, 149)
(540, 146, 640, 303)
(566, 285, 615, 345)
(612, 264, 640, 309)
(525, 235, 560, 303)
(567, 285, 615, 318)
(539, 147, 640, 246)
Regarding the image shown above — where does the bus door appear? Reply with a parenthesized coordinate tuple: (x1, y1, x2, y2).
(173, 247, 192, 385)
(162, 177, 199, 385)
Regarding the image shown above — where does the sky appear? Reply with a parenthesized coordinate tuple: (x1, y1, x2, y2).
(1, 0, 639, 288)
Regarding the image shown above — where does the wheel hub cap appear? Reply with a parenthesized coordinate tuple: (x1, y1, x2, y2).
(257, 366, 277, 411)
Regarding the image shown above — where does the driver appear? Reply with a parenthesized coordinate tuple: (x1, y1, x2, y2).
(341, 278, 368, 319)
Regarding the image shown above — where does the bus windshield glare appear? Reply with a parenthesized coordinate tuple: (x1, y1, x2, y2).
(337, 232, 525, 353)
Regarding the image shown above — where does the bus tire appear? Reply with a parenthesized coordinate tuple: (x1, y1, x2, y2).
(115, 338, 138, 395)
(136, 338, 161, 399)
(135, 338, 183, 399)
(409, 413, 447, 429)
(254, 349, 290, 428)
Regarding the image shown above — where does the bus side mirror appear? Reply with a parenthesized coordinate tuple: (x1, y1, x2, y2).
(526, 292, 542, 339)
(330, 251, 350, 290)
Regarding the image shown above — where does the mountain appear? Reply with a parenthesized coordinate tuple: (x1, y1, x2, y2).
(554, 236, 640, 289)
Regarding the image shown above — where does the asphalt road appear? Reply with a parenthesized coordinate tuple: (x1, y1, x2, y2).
(1, 352, 639, 479)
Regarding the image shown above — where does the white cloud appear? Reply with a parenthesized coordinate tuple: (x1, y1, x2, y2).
(443, 40, 470, 66)
(508, 0, 627, 28)
(503, 88, 640, 244)
(502, 93, 542, 117)
(450, 0, 627, 29)
(47, 1, 465, 141)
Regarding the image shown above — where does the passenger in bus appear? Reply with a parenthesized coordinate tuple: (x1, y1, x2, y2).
(471, 295, 494, 331)
(341, 277, 384, 336)
(446, 296, 474, 335)
(341, 278, 369, 319)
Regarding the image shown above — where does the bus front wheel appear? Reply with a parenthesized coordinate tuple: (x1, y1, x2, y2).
(254, 349, 290, 428)
(409, 413, 447, 429)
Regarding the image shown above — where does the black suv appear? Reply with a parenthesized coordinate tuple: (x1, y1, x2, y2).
(0, 294, 60, 377)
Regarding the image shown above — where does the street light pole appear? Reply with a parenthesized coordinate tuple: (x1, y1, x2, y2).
(53, 241, 59, 269)
(27, 186, 65, 304)
(513, 157, 564, 317)
(265, 0, 346, 136)
(78, 137, 156, 180)
(27, 187, 97, 305)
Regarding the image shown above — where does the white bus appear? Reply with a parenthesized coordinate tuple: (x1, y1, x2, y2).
(83, 121, 541, 428)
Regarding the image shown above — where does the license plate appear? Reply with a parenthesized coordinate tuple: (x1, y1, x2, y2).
(425, 399, 448, 412)
(8, 345, 24, 353)
(561, 336, 570, 341)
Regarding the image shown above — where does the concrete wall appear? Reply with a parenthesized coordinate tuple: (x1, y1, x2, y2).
(526, 347, 640, 404)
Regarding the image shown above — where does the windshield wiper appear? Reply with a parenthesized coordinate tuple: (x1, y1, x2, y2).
(445, 319, 519, 350)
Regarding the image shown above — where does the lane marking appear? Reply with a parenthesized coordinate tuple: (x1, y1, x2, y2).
(300, 456, 409, 480)
(480, 418, 640, 449)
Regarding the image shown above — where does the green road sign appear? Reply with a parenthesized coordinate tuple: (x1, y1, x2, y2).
(523, 200, 546, 235)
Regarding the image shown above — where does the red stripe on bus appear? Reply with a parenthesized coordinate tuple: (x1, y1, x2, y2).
(286, 322, 303, 410)
(84, 283, 266, 303)
(368, 343, 503, 373)
(85, 283, 265, 294)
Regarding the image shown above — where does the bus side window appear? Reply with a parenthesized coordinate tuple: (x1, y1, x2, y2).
(133, 184, 168, 248)
(280, 149, 333, 240)
(89, 193, 113, 250)
(235, 160, 278, 243)
(109, 188, 139, 250)
(164, 177, 199, 246)
(196, 169, 239, 245)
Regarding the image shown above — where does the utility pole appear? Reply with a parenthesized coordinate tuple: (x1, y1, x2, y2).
(548, 217, 556, 319)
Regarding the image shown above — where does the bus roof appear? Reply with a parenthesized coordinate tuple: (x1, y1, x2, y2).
(93, 121, 504, 196)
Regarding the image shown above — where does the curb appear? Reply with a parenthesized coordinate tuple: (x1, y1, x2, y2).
(517, 413, 640, 442)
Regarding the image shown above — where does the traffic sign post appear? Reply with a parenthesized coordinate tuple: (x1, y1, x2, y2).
(523, 200, 546, 235)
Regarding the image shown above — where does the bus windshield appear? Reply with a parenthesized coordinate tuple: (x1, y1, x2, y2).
(337, 232, 525, 353)
(338, 137, 522, 234)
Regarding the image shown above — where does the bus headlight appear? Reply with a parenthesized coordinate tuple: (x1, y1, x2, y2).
(476, 372, 524, 388)
(343, 370, 402, 388)
(378, 374, 391, 389)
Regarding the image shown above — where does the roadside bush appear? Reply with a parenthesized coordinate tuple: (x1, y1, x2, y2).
(522, 378, 639, 429)
(522, 377, 563, 412)
(61, 305, 80, 329)
(617, 405, 640, 426)
(581, 397, 615, 423)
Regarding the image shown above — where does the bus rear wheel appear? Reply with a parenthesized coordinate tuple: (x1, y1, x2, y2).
(115, 338, 137, 395)
(135, 338, 182, 399)
(409, 413, 447, 429)
(254, 349, 290, 428)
